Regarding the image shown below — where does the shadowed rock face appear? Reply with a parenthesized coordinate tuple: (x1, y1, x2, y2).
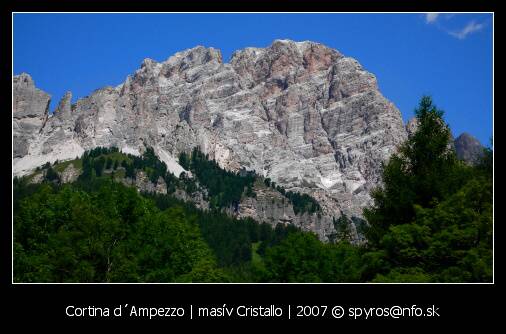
(12, 39, 407, 233)
(454, 133, 484, 165)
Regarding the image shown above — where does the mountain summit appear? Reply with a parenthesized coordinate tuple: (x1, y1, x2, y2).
(13, 40, 408, 236)
(454, 132, 484, 165)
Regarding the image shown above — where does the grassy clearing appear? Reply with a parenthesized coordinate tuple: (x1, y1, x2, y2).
(53, 152, 131, 174)
(54, 158, 83, 172)
(103, 151, 133, 163)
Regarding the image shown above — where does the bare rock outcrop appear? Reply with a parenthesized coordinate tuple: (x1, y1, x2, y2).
(13, 73, 51, 158)
(60, 163, 81, 183)
(454, 132, 484, 165)
(134, 171, 168, 195)
(234, 184, 341, 241)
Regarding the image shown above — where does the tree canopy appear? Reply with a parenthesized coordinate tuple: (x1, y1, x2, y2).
(362, 96, 492, 282)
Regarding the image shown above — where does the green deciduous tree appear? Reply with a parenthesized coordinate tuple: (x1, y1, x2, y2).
(263, 232, 362, 282)
(13, 181, 226, 283)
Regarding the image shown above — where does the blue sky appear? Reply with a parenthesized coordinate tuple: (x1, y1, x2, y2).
(13, 13, 493, 145)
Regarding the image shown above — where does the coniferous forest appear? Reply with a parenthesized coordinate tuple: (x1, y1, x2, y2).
(13, 97, 492, 283)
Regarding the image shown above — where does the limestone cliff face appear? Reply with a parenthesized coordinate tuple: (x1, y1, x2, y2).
(13, 73, 51, 159)
(13, 40, 408, 232)
(454, 133, 484, 165)
(233, 183, 339, 241)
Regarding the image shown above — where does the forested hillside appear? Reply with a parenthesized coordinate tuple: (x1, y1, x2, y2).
(13, 97, 493, 283)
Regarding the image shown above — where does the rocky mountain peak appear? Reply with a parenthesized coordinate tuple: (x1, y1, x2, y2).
(165, 45, 223, 66)
(13, 73, 51, 158)
(140, 57, 158, 69)
(454, 132, 484, 165)
(13, 72, 35, 88)
(13, 40, 409, 237)
(54, 91, 72, 116)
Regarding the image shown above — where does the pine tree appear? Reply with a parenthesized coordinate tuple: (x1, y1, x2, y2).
(364, 96, 458, 246)
(44, 166, 60, 183)
(93, 157, 105, 177)
(125, 163, 136, 179)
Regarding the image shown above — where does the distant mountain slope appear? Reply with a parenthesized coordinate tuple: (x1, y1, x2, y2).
(454, 132, 485, 165)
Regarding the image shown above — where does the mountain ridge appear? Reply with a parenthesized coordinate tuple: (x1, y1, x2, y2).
(13, 39, 482, 239)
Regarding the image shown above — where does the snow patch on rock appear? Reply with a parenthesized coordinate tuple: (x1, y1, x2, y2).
(319, 175, 341, 189)
(155, 147, 186, 177)
(121, 145, 141, 156)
